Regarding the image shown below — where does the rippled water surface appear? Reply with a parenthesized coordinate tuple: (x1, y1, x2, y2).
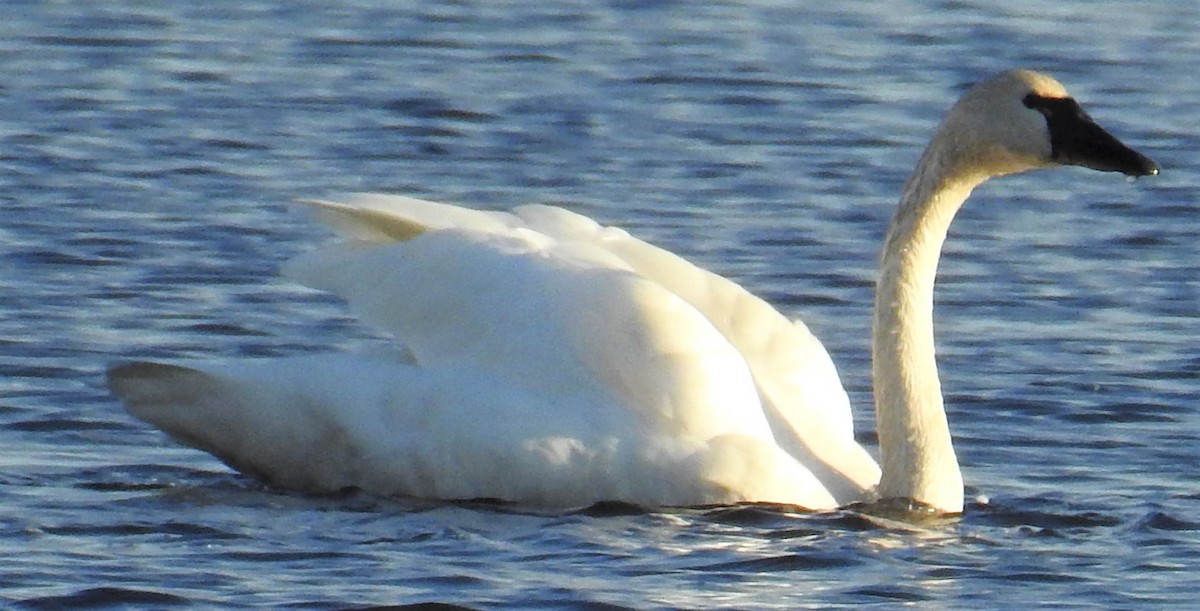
(2, 1, 1197, 608)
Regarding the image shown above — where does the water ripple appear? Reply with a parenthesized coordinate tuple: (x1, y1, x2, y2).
(18, 587, 191, 610)
(0, 0, 1193, 608)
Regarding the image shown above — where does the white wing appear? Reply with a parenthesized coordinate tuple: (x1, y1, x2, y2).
(108, 193, 880, 508)
(288, 194, 879, 499)
(285, 201, 778, 446)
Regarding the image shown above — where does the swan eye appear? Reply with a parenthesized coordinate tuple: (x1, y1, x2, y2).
(1023, 93, 1053, 116)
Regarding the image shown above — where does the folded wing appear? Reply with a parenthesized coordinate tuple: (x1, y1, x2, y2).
(288, 195, 879, 500)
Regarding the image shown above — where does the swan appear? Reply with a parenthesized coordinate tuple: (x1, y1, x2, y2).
(107, 70, 1157, 514)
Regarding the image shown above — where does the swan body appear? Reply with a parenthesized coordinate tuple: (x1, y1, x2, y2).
(108, 70, 1156, 513)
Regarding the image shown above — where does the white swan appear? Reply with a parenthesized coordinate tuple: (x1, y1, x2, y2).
(108, 70, 1157, 514)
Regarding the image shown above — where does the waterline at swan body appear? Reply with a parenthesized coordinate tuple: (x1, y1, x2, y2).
(107, 70, 1157, 513)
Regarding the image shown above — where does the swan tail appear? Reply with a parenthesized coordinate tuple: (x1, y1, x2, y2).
(107, 358, 405, 493)
(108, 361, 281, 483)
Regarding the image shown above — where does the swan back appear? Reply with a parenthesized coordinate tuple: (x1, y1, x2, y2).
(293, 196, 866, 439)
(283, 195, 880, 504)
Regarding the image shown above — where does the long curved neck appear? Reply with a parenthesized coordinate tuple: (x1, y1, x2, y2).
(872, 148, 988, 514)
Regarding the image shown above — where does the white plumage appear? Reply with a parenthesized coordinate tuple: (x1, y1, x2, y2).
(112, 194, 877, 508)
(109, 70, 1156, 512)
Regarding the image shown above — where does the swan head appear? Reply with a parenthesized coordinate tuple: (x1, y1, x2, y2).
(934, 69, 1159, 181)
(876, 69, 1157, 516)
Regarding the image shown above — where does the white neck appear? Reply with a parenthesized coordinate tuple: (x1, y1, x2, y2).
(871, 146, 990, 514)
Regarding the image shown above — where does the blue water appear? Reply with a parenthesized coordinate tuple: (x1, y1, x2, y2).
(2, 1, 1196, 608)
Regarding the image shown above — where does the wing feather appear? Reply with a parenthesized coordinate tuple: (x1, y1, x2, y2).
(287, 194, 879, 500)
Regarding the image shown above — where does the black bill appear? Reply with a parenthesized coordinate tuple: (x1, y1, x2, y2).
(1023, 94, 1159, 176)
